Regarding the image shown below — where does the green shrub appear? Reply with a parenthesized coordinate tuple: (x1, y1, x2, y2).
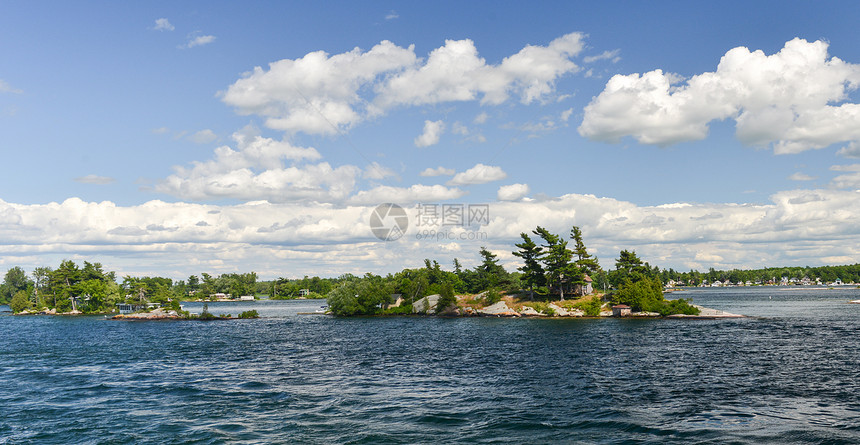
(574, 296, 603, 317)
(613, 277, 664, 312)
(484, 288, 502, 305)
(382, 305, 413, 315)
(238, 310, 260, 319)
(10, 290, 32, 313)
(197, 311, 217, 320)
(326, 279, 391, 316)
(663, 298, 700, 316)
(528, 302, 555, 316)
(435, 282, 457, 314)
(167, 299, 182, 312)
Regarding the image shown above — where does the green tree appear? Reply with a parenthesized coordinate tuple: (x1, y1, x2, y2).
(326, 274, 392, 316)
(122, 276, 148, 303)
(1, 266, 32, 304)
(613, 276, 664, 312)
(77, 279, 108, 312)
(49, 260, 82, 311)
(512, 232, 545, 299)
(477, 247, 506, 291)
(453, 258, 463, 275)
(616, 250, 646, 275)
(570, 226, 600, 275)
(186, 275, 200, 295)
(10, 290, 32, 313)
(32, 266, 52, 307)
(611, 250, 649, 287)
(435, 282, 457, 314)
(408, 273, 428, 305)
(533, 227, 578, 300)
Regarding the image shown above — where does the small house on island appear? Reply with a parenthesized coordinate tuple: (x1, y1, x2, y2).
(582, 274, 593, 295)
(574, 275, 594, 296)
(612, 304, 631, 317)
(117, 302, 160, 314)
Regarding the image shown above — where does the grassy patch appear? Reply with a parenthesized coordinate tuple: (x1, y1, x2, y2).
(382, 305, 413, 315)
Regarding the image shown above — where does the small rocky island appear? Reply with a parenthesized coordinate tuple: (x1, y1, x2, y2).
(402, 293, 744, 319)
(112, 304, 259, 320)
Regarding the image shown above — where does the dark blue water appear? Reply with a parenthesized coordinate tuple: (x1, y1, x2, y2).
(2, 289, 859, 444)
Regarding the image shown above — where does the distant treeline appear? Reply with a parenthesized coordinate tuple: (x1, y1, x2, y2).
(654, 264, 860, 286)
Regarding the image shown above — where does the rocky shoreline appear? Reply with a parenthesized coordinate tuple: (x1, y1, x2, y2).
(16, 308, 88, 316)
(409, 296, 745, 319)
(111, 308, 185, 320)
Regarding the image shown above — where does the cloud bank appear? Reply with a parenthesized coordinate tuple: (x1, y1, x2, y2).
(580, 38, 860, 154)
(2, 189, 859, 278)
(220, 33, 585, 135)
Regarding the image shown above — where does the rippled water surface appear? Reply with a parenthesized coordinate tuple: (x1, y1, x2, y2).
(2, 288, 860, 444)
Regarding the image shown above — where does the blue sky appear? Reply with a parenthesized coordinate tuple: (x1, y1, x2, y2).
(2, 1, 860, 279)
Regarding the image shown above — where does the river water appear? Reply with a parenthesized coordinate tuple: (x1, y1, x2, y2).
(1, 287, 859, 444)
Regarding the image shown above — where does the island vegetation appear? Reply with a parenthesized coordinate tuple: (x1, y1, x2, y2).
(324, 225, 699, 317)
(1, 224, 858, 318)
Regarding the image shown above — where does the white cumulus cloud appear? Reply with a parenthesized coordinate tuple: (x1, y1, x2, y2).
(836, 142, 860, 158)
(155, 126, 340, 202)
(220, 40, 417, 135)
(4, 187, 860, 278)
(181, 33, 216, 49)
(414, 120, 445, 147)
(497, 183, 530, 201)
(419, 166, 455, 177)
(153, 18, 174, 31)
(830, 164, 860, 189)
(583, 49, 620, 64)
(580, 38, 860, 153)
(447, 163, 507, 186)
(376, 33, 584, 108)
(348, 184, 465, 205)
(188, 129, 218, 144)
(220, 33, 585, 136)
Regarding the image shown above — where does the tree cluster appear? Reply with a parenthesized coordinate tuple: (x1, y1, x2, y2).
(512, 225, 600, 300)
(1, 260, 263, 314)
(608, 250, 698, 315)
